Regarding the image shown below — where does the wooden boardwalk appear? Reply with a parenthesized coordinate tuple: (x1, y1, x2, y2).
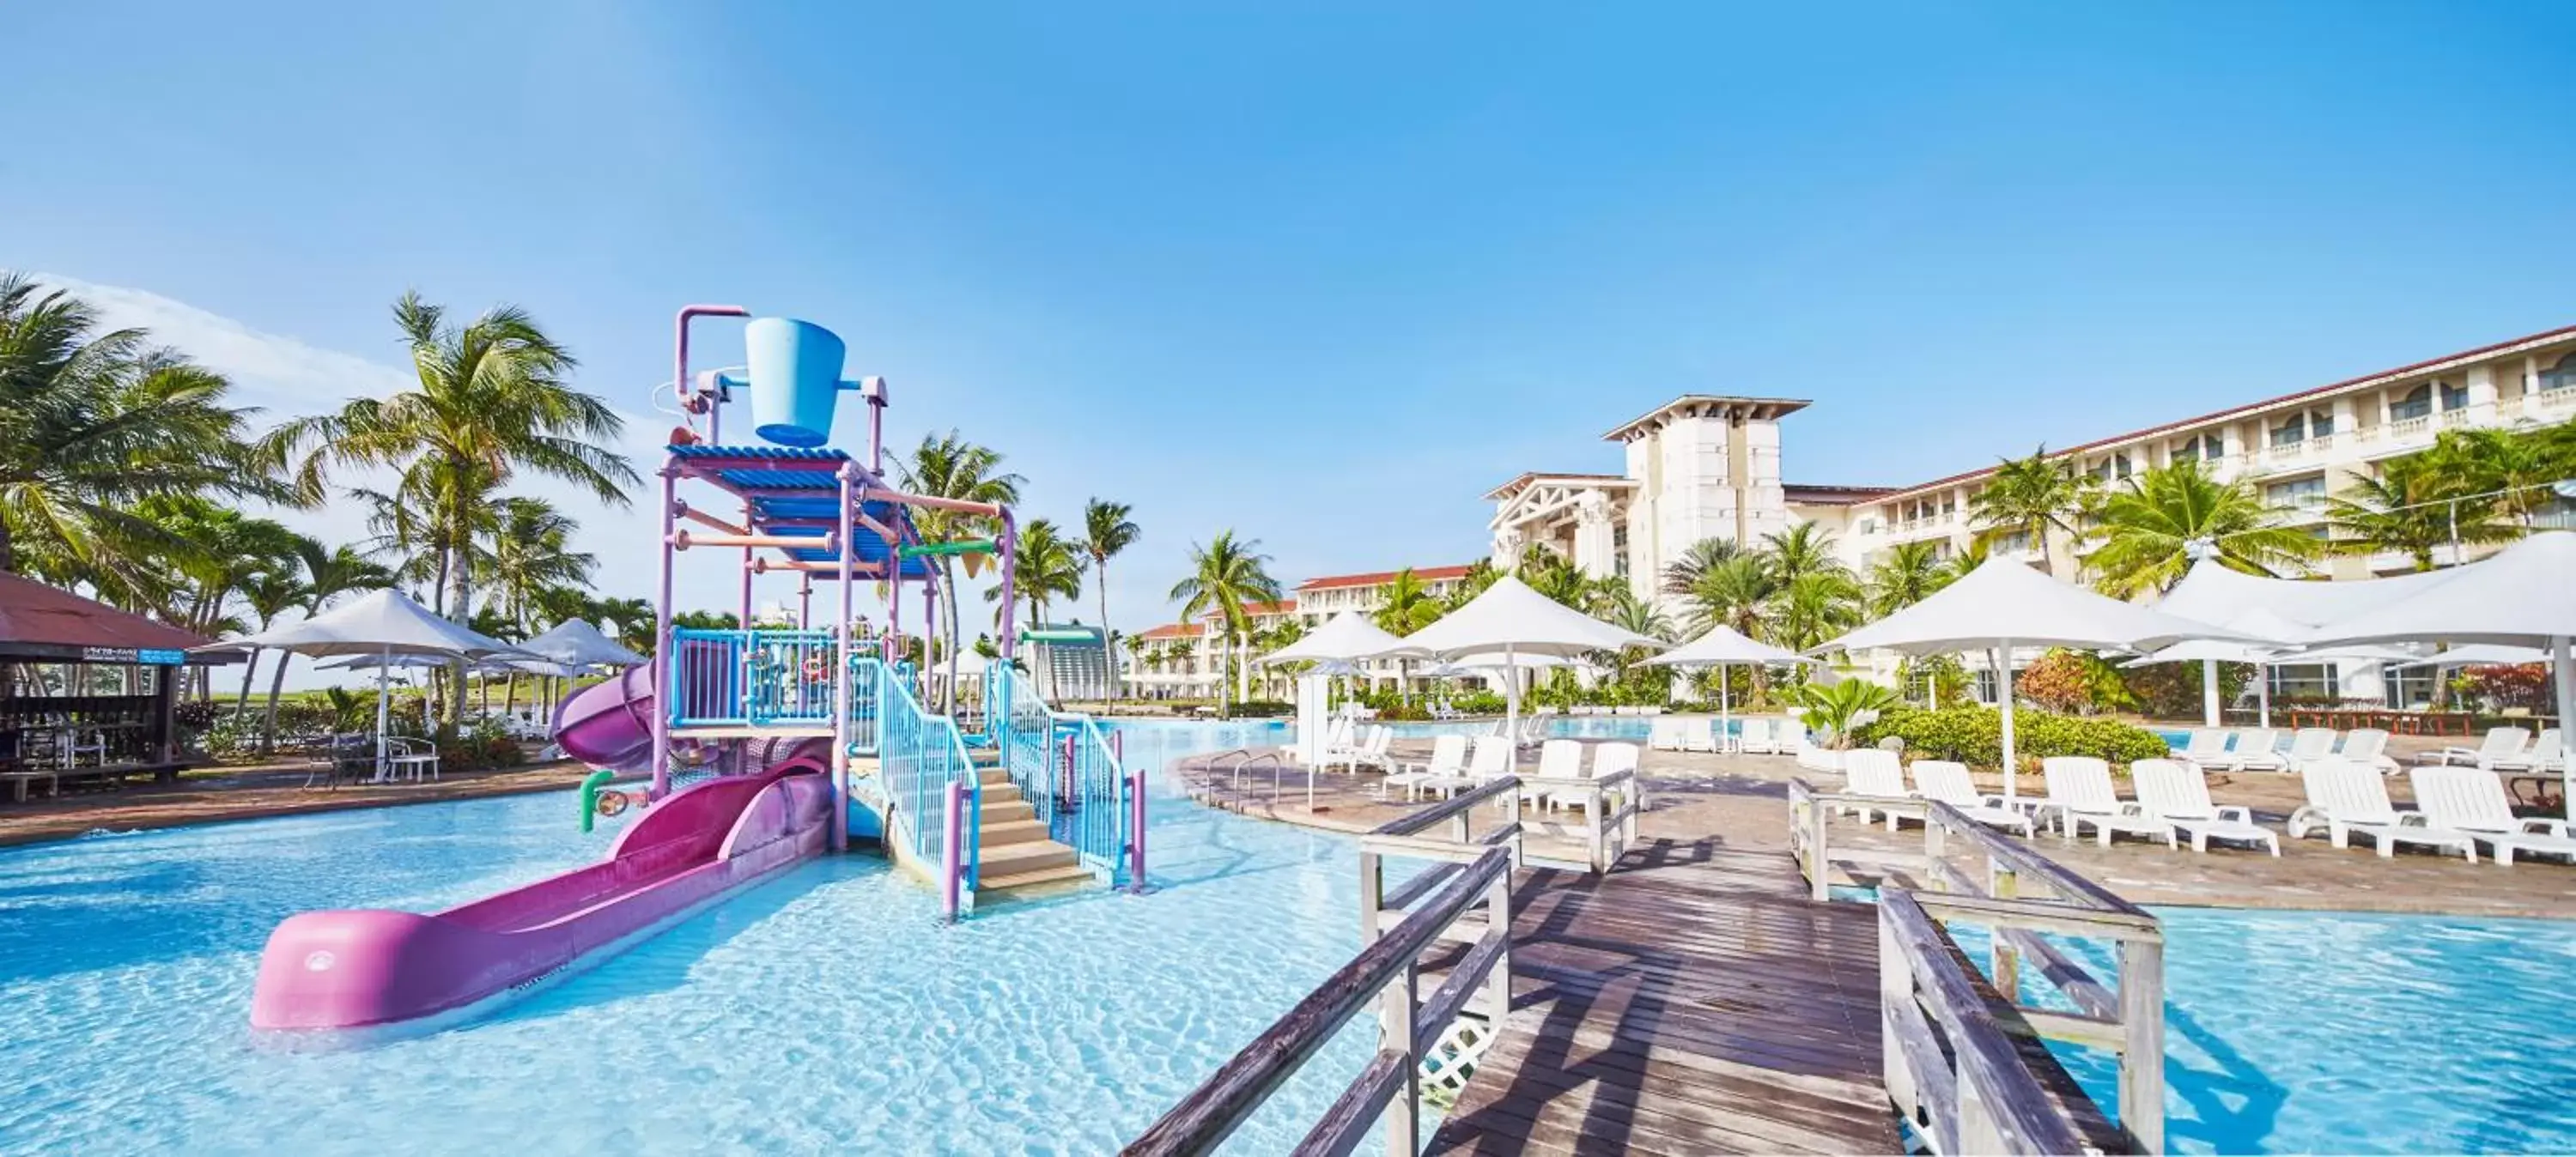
(1425, 839, 1906, 1155)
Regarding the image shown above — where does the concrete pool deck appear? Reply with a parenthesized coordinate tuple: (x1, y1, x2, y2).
(0, 758, 597, 847)
(1172, 736, 2576, 921)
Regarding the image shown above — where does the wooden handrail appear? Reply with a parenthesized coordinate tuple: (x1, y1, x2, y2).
(1880, 891, 2091, 1156)
(1124, 846, 1514, 1157)
(1372, 776, 1519, 837)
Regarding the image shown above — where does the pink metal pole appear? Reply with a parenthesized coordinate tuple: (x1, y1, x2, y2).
(738, 497, 755, 628)
(941, 778, 965, 922)
(830, 464, 857, 852)
(650, 463, 677, 799)
(674, 305, 750, 444)
(1128, 766, 1147, 893)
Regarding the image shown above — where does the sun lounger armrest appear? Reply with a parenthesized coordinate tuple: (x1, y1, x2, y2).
(2394, 812, 2431, 827)
(2215, 805, 2253, 824)
(2523, 818, 2572, 838)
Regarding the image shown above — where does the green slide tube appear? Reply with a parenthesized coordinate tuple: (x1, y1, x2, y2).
(579, 769, 617, 833)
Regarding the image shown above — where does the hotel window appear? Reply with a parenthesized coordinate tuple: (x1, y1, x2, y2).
(2267, 663, 2338, 700)
(2172, 433, 2222, 464)
(2439, 381, 2468, 412)
(2269, 414, 2306, 448)
(2263, 476, 2327, 509)
(2308, 408, 2335, 437)
(2389, 385, 2433, 421)
(2111, 451, 2132, 480)
(2541, 352, 2576, 393)
(1611, 525, 1630, 578)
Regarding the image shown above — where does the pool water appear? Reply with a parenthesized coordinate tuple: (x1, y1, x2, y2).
(1953, 908, 2576, 1154)
(0, 720, 1405, 1155)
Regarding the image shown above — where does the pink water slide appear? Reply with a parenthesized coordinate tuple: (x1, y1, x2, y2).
(553, 664, 657, 772)
(249, 686, 834, 1037)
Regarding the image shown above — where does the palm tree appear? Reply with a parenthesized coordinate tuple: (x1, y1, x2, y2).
(1168, 531, 1283, 714)
(235, 567, 309, 721)
(1968, 446, 2097, 577)
(1513, 543, 1592, 609)
(2431, 426, 2569, 528)
(1079, 499, 1140, 694)
(2085, 462, 2323, 597)
(1863, 540, 1955, 616)
(2324, 454, 2513, 570)
(896, 431, 1024, 710)
(1683, 554, 1778, 701)
(477, 497, 594, 637)
(592, 597, 656, 656)
(1443, 559, 1501, 609)
(277, 293, 634, 726)
(1373, 567, 1446, 636)
(1660, 536, 1742, 597)
(1759, 523, 1850, 585)
(0, 272, 286, 577)
(1769, 570, 1864, 653)
(987, 518, 1085, 696)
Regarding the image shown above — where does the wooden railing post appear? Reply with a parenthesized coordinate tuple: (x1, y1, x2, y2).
(1807, 791, 1831, 902)
(1587, 783, 1607, 875)
(1876, 906, 1917, 1118)
(1923, 814, 1947, 890)
(1506, 786, 1525, 868)
(1358, 848, 1384, 945)
(1481, 867, 1513, 1022)
(2119, 935, 2167, 1155)
(1988, 861, 2021, 998)
(1381, 962, 1420, 1157)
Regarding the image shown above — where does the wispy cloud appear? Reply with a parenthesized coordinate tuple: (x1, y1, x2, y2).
(30, 271, 414, 413)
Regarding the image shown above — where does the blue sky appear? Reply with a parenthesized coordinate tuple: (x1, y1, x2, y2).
(7, 2, 2574, 684)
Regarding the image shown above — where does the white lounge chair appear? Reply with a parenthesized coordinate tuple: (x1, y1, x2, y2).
(2417, 726, 2530, 770)
(1681, 718, 1720, 754)
(2285, 757, 2476, 861)
(1382, 733, 1467, 802)
(1419, 736, 1511, 800)
(2336, 727, 2400, 775)
(1549, 742, 1638, 815)
(2282, 728, 2338, 772)
(2173, 728, 2231, 766)
(2036, 757, 2171, 847)
(2487, 729, 2562, 775)
(1736, 718, 1777, 755)
(2409, 766, 2576, 867)
(1909, 760, 2035, 836)
(1331, 726, 1394, 774)
(1514, 714, 1550, 749)
(1835, 748, 1913, 830)
(1794, 731, 1842, 774)
(2218, 728, 2286, 773)
(2130, 759, 2279, 855)
(1646, 718, 1682, 752)
(1523, 739, 1583, 809)
(1310, 716, 1354, 763)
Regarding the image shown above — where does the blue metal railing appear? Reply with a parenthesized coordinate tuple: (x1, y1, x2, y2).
(991, 666, 1135, 887)
(667, 627, 837, 727)
(866, 656, 983, 909)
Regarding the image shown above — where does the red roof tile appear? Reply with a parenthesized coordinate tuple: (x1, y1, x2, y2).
(1294, 565, 1474, 591)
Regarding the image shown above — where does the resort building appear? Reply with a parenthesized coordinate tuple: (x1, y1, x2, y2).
(1488, 324, 2576, 702)
(1128, 566, 1481, 698)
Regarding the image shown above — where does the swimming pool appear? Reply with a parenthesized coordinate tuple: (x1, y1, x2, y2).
(0, 720, 1401, 1155)
(1954, 907, 2576, 1154)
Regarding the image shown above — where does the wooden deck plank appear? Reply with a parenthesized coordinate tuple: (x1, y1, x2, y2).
(1426, 840, 1907, 1155)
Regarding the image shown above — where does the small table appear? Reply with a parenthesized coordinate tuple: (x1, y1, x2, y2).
(2, 768, 59, 803)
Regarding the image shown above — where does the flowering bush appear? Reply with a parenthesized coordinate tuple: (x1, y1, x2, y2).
(2017, 649, 2138, 715)
(2459, 664, 2551, 713)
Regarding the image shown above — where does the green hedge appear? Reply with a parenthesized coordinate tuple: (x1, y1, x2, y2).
(1850, 706, 2167, 770)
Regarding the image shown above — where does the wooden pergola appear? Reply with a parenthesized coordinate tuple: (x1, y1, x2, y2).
(0, 572, 243, 794)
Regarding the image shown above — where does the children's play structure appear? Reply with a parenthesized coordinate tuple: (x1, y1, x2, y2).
(250, 306, 1144, 1039)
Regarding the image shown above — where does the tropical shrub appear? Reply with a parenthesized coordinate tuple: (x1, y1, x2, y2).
(2016, 649, 2136, 715)
(1230, 700, 1294, 718)
(1852, 706, 2167, 769)
(2119, 660, 2254, 721)
(2459, 664, 2551, 713)
(1793, 678, 1901, 749)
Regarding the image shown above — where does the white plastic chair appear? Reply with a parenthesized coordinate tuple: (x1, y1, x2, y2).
(1736, 718, 1777, 755)
(2336, 727, 2399, 775)
(1836, 748, 1913, 830)
(2175, 728, 2230, 765)
(2417, 726, 2530, 770)
(2487, 729, 2562, 774)
(2286, 757, 2476, 861)
(2283, 728, 2338, 772)
(2037, 756, 2169, 847)
(1909, 760, 2033, 836)
(2131, 758, 2279, 855)
(1381, 733, 1467, 802)
(1523, 739, 1583, 809)
(2219, 728, 2286, 773)
(2409, 766, 2576, 866)
(1552, 742, 1638, 815)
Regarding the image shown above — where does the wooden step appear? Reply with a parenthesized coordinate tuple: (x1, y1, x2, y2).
(980, 799, 1036, 825)
(976, 766, 1012, 786)
(980, 782, 1023, 805)
(977, 839, 1078, 877)
(978, 818, 1049, 846)
(976, 862, 1097, 896)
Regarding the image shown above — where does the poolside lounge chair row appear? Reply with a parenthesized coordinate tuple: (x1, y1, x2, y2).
(1643, 716, 1806, 756)
(2167, 726, 2399, 774)
(1561, 706, 1667, 717)
(1836, 751, 2576, 866)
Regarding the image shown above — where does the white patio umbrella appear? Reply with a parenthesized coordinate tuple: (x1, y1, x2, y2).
(195, 589, 531, 778)
(2300, 532, 2576, 817)
(518, 619, 646, 670)
(1820, 558, 2253, 799)
(2394, 643, 2552, 668)
(1644, 624, 1818, 748)
(1261, 614, 1428, 763)
(1394, 575, 1667, 754)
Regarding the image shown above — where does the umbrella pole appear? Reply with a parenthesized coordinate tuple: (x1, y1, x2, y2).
(1718, 662, 1732, 754)
(1505, 642, 1519, 754)
(2202, 660, 2221, 728)
(2257, 666, 2272, 730)
(375, 645, 391, 782)
(2556, 635, 2573, 821)
(1997, 639, 2017, 802)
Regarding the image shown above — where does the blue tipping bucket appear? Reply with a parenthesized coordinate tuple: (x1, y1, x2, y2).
(744, 318, 847, 448)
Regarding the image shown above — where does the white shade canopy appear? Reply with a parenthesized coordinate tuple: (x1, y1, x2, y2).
(1825, 558, 2255, 657)
(2397, 643, 2553, 668)
(1400, 575, 1667, 658)
(2156, 556, 2453, 633)
(318, 652, 570, 676)
(2301, 533, 2576, 648)
(197, 588, 528, 660)
(1644, 624, 1815, 668)
(1261, 612, 1421, 664)
(518, 619, 645, 669)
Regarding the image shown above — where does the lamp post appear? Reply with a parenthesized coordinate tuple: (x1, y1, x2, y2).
(2184, 537, 2223, 726)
